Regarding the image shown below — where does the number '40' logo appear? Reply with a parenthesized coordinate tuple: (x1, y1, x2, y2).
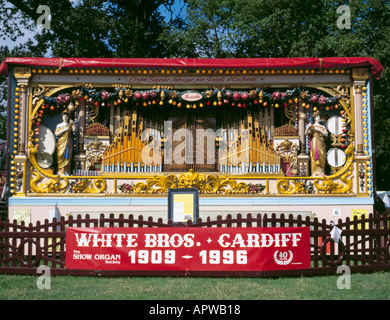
(273, 250, 293, 265)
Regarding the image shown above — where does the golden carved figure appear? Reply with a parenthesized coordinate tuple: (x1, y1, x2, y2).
(305, 111, 328, 176)
(55, 110, 76, 175)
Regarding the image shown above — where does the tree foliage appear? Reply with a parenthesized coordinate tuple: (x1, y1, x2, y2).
(0, 0, 389, 190)
(0, 0, 185, 57)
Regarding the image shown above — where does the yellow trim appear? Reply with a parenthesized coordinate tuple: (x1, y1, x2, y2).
(29, 85, 75, 133)
(100, 172, 284, 180)
(26, 83, 358, 196)
(276, 86, 355, 195)
(349, 86, 354, 135)
(25, 192, 357, 198)
(132, 169, 250, 194)
(41, 67, 348, 75)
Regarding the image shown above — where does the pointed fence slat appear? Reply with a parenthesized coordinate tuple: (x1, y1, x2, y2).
(0, 212, 389, 276)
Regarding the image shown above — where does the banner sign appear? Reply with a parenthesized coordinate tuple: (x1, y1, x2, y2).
(65, 227, 310, 271)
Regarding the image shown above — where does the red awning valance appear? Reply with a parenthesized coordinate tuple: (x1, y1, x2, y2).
(0, 57, 384, 79)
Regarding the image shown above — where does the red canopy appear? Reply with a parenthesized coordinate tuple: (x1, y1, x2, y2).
(0, 57, 384, 79)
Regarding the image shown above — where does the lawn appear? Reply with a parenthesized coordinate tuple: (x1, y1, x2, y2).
(0, 271, 389, 300)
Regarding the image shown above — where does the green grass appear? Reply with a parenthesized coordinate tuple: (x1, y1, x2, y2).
(0, 271, 389, 300)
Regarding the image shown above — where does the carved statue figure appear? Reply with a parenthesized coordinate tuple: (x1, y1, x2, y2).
(55, 110, 76, 175)
(305, 111, 328, 176)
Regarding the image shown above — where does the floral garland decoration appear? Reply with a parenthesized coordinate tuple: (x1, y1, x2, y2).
(41, 87, 340, 111)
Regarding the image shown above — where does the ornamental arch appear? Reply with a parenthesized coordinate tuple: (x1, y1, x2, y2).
(0, 57, 382, 224)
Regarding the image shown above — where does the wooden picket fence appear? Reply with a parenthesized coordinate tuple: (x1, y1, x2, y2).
(0, 212, 389, 277)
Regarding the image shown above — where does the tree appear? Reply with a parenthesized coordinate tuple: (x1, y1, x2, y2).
(0, 0, 186, 134)
(1, 0, 389, 190)
(1, 0, 184, 57)
(163, 0, 390, 191)
(0, 43, 38, 140)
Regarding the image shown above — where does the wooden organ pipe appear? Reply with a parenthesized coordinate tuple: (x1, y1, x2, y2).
(219, 109, 281, 173)
(100, 105, 280, 174)
(101, 111, 163, 173)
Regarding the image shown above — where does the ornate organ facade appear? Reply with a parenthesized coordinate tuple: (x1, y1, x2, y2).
(1, 57, 383, 223)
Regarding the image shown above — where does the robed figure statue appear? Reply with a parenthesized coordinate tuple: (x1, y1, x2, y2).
(55, 110, 76, 175)
(305, 111, 328, 176)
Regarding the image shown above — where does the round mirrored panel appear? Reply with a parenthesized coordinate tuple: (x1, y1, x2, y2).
(326, 116, 343, 135)
(37, 124, 56, 155)
(327, 148, 347, 168)
(36, 152, 53, 169)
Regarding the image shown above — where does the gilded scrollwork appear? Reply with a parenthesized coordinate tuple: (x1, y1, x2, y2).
(70, 179, 106, 193)
(24, 81, 360, 198)
(284, 102, 295, 126)
(14, 67, 32, 78)
(85, 138, 109, 170)
(29, 145, 68, 193)
(314, 156, 354, 194)
(133, 169, 249, 194)
(275, 139, 299, 175)
(30, 168, 68, 193)
(277, 144, 354, 195)
(352, 68, 369, 81)
(277, 179, 309, 194)
(330, 85, 350, 110)
(134, 174, 178, 194)
(28, 143, 106, 194)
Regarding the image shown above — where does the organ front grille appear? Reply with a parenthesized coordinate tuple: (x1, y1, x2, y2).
(100, 100, 282, 174)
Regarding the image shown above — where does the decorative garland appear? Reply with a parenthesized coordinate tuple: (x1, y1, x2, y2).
(35, 86, 348, 151)
(42, 86, 340, 110)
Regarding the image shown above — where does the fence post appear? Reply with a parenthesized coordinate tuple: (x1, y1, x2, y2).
(246, 213, 252, 227)
(1, 212, 390, 276)
(256, 214, 262, 227)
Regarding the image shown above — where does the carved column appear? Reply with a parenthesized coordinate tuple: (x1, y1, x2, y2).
(14, 67, 31, 155)
(12, 68, 32, 195)
(110, 104, 114, 137)
(115, 105, 121, 131)
(298, 101, 307, 154)
(73, 100, 86, 172)
(297, 101, 309, 176)
(77, 100, 86, 152)
(352, 68, 369, 156)
(270, 104, 275, 139)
